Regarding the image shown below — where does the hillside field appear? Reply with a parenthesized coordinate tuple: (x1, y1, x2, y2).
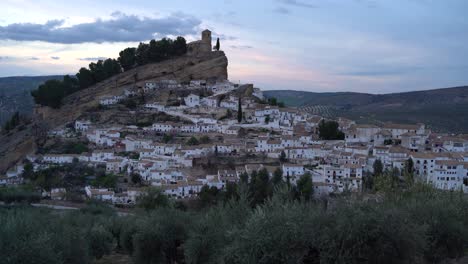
(265, 87, 468, 133)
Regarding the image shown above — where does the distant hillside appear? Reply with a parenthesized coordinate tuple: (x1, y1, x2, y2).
(265, 86, 468, 133)
(0, 75, 64, 125)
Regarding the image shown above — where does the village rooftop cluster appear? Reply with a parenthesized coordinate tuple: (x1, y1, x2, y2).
(3, 75, 468, 205)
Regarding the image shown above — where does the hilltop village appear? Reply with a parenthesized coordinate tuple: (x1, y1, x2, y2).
(1, 30, 468, 205)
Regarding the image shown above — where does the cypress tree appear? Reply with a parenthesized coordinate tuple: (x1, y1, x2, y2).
(215, 38, 220, 51)
(237, 97, 242, 123)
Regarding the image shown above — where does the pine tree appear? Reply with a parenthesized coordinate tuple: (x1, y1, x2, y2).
(237, 97, 242, 123)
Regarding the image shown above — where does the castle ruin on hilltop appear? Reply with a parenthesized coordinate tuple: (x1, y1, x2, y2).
(187, 29, 212, 56)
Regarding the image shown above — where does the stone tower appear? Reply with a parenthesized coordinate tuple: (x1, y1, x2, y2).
(187, 29, 213, 56)
(201, 29, 212, 52)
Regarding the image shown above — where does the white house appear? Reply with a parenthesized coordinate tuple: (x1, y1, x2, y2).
(411, 152, 452, 178)
(218, 169, 239, 185)
(430, 160, 468, 192)
(43, 154, 77, 164)
(256, 138, 283, 153)
(162, 181, 204, 198)
(440, 137, 468, 153)
(123, 137, 153, 152)
(383, 123, 426, 139)
(254, 106, 280, 121)
(124, 88, 137, 97)
(184, 94, 200, 107)
(145, 103, 165, 111)
(345, 124, 381, 143)
(282, 164, 305, 179)
(147, 169, 184, 183)
(99, 95, 123, 105)
(144, 82, 159, 91)
(190, 80, 206, 86)
(224, 126, 240, 135)
(106, 158, 127, 173)
(85, 186, 114, 202)
(75, 120, 92, 132)
(200, 96, 218, 108)
(50, 188, 67, 201)
(91, 150, 114, 162)
(209, 81, 235, 94)
(220, 96, 238, 110)
(151, 122, 176, 133)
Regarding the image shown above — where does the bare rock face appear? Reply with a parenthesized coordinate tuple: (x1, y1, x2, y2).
(0, 51, 228, 173)
(0, 126, 36, 173)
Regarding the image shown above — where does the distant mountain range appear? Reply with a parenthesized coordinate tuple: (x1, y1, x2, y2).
(0, 75, 64, 126)
(265, 86, 468, 133)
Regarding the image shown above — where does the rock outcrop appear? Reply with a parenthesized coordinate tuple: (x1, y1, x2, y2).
(0, 125, 36, 173)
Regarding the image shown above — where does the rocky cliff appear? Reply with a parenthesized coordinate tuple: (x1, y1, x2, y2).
(0, 51, 228, 173)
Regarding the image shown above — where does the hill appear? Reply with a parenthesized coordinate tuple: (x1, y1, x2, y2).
(0, 51, 228, 173)
(265, 86, 468, 133)
(0, 75, 64, 125)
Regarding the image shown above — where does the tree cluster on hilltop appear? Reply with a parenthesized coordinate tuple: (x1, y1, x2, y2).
(31, 37, 187, 108)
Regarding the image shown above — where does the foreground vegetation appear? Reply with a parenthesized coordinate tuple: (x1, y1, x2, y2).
(1, 182, 467, 264)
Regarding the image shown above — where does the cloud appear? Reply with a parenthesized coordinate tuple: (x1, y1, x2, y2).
(273, 7, 291, 14)
(0, 12, 202, 44)
(212, 32, 237, 41)
(230, 45, 253, 50)
(339, 65, 425, 77)
(277, 0, 317, 9)
(78, 57, 107, 61)
(50, 56, 60, 60)
(28, 57, 39, 60)
(341, 70, 406, 77)
(0, 56, 20, 62)
(340, 64, 468, 78)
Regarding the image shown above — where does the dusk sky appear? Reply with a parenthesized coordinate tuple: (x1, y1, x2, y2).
(1, 0, 467, 93)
